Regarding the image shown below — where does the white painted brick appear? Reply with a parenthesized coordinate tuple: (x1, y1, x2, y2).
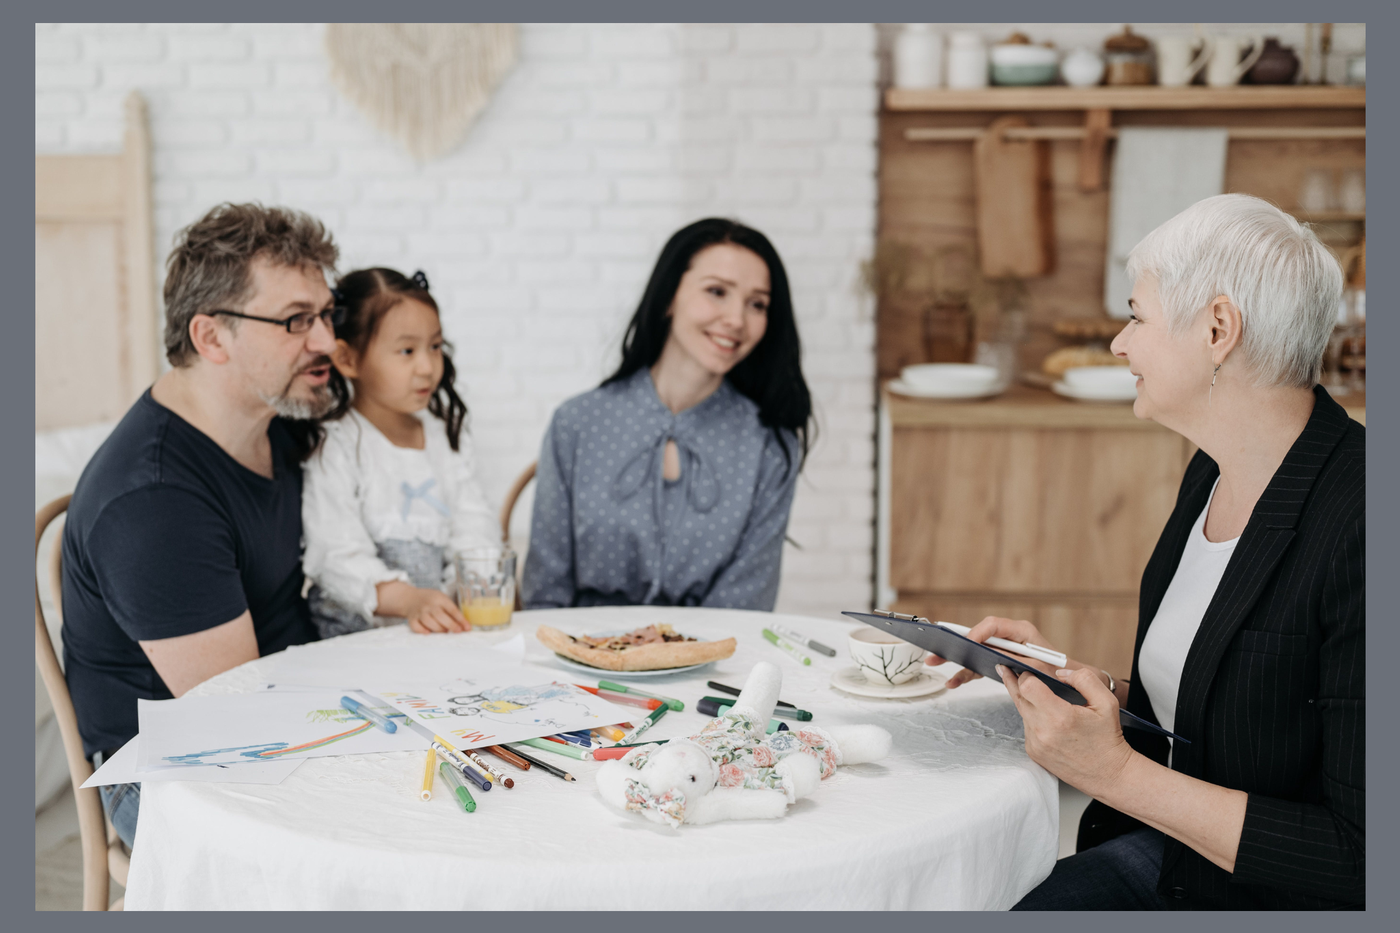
(529, 177, 612, 204)
(339, 148, 415, 175)
(158, 120, 228, 147)
(165, 91, 250, 116)
(35, 35, 81, 63)
(820, 23, 877, 52)
(166, 34, 250, 61)
(361, 177, 442, 203)
(82, 33, 166, 61)
(735, 24, 821, 54)
(680, 86, 727, 114)
(729, 86, 815, 114)
(514, 206, 594, 231)
(589, 88, 673, 116)
(190, 177, 279, 204)
(735, 146, 820, 173)
(229, 118, 311, 146)
(489, 232, 572, 258)
(142, 23, 229, 34)
(519, 60, 610, 87)
(681, 25, 733, 53)
(794, 57, 878, 84)
(445, 177, 526, 202)
(99, 62, 186, 89)
(36, 64, 98, 89)
(616, 61, 682, 86)
(34, 123, 65, 148)
(509, 149, 590, 174)
(570, 118, 651, 144)
(818, 86, 879, 112)
(251, 30, 323, 59)
(255, 149, 336, 175)
(405, 231, 488, 255)
(677, 146, 731, 175)
(593, 148, 673, 173)
(714, 177, 799, 204)
(838, 113, 879, 141)
(822, 143, 877, 173)
(506, 88, 587, 117)
(591, 27, 677, 59)
(312, 119, 386, 147)
(163, 150, 252, 176)
(751, 116, 834, 144)
(273, 61, 325, 87)
(489, 119, 569, 145)
(521, 27, 589, 59)
(189, 61, 270, 89)
(35, 91, 82, 116)
(705, 58, 792, 84)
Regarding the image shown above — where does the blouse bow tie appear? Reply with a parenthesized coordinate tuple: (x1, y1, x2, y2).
(400, 478, 450, 521)
(610, 430, 721, 514)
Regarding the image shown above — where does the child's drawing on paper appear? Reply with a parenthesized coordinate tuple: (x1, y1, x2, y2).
(375, 673, 630, 749)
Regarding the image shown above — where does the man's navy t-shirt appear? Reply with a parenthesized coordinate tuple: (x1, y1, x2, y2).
(62, 390, 318, 758)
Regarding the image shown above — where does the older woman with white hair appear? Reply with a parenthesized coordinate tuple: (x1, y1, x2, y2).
(930, 195, 1364, 910)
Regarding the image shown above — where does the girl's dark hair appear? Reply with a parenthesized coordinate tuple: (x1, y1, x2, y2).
(304, 267, 468, 456)
(603, 218, 813, 473)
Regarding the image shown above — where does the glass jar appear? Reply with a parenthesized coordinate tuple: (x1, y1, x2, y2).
(1103, 25, 1153, 86)
(454, 546, 517, 629)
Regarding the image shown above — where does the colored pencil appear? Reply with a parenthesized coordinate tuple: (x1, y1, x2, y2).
(485, 744, 531, 770)
(595, 724, 627, 742)
(438, 761, 477, 813)
(420, 748, 436, 801)
(597, 681, 684, 712)
(707, 680, 797, 709)
(505, 745, 576, 782)
(573, 684, 661, 711)
(518, 736, 591, 760)
(464, 748, 514, 788)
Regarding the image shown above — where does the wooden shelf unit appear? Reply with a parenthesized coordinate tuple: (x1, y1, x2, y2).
(886, 85, 1366, 112)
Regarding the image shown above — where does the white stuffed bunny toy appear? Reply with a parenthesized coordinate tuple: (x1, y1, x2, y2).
(596, 661, 891, 827)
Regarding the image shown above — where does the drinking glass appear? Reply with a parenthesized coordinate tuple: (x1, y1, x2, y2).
(454, 546, 516, 629)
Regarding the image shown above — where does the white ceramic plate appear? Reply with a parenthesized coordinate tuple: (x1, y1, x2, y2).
(1052, 380, 1138, 403)
(887, 379, 1004, 400)
(551, 654, 714, 678)
(830, 666, 948, 699)
(900, 363, 1001, 391)
(1062, 365, 1138, 392)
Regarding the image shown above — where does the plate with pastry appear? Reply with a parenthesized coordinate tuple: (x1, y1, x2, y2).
(536, 622, 737, 676)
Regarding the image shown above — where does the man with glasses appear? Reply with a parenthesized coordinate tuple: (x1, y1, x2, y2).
(61, 203, 341, 849)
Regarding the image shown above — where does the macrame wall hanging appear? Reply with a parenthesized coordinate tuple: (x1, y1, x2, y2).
(325, 23, 518, 161)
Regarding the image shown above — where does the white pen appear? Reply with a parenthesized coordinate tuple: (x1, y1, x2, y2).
(771, 623, 837, 657)
(935, 621, 1068, 668)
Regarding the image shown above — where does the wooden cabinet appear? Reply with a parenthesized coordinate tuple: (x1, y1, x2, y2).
(878, 385, 1365, 675)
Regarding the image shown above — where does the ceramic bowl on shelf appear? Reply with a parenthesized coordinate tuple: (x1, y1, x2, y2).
(900, 363, 1001, 392)
(989, 43, 1058, 86)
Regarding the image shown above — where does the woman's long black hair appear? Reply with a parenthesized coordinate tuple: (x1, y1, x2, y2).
(293, 267, 468, 460)
(603, 218, 813, 474)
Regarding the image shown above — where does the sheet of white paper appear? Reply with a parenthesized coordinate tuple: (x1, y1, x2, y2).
(260, 631, 526, 687)
(372, 663, 636, 749)
(137, 691, 429, 770)
(81, 736, 302, 788)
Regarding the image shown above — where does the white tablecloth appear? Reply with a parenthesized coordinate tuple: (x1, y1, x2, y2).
(125, 607, 1057, 910)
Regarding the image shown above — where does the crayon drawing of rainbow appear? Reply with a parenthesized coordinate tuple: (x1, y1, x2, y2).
(160, 711, 373, 767)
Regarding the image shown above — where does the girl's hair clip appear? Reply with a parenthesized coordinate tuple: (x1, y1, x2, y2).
(411, 270, 430, 291)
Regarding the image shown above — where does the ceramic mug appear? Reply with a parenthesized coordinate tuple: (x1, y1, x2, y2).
(1156, 36, 1210, 87)
(1205, 35, 1264, 87)
(849, 628, 927, 686)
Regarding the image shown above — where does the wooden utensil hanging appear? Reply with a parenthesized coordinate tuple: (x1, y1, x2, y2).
(973, 115, 1054, 278)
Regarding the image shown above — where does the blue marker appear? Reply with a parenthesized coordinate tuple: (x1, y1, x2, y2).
(340, 696, 396, 733)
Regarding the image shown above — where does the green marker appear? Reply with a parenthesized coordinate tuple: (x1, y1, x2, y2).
(701, 695, 813, 722)
(762, 628, 811, 665)
(598, 680, 684, 712)
(439, 761, 476, 813)
(517, 736, 590, 760)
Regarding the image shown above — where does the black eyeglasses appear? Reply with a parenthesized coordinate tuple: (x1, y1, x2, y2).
(206, 305, 345, 335)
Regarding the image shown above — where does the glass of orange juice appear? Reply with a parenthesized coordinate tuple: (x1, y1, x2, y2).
(454, 546, 516, 629)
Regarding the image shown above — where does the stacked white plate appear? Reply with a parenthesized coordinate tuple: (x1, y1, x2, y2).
(1052, 365, 1138, 402)
(889, 364, 1004, 399)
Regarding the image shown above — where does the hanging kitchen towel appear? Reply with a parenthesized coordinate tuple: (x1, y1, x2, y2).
(1103, 127, 1228, 318)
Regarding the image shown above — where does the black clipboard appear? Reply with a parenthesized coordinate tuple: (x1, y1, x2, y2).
(843, 610, 1187, 744)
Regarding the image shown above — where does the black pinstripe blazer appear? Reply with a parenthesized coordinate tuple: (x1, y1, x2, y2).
(1077, 386, 1364, 910)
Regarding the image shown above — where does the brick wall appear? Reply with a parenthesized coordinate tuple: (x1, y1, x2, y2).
(34, 23, 880, 617)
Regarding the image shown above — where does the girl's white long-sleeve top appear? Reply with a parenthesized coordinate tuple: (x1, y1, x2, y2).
(301, 409, 500, 620)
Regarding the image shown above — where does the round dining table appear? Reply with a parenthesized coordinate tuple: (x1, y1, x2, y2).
(123, 606, 1059, 910)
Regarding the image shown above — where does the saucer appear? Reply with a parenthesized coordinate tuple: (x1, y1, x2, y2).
(1051, 380, 1137, 403)
(831, 666, 948, 699)
(887, 379, 1003, 400)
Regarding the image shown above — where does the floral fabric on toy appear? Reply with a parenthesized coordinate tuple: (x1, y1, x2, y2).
(693, 709, 837, 800)
(622, 778, 687, 827)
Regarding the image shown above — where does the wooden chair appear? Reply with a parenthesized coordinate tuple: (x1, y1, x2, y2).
(498, 463, 536, 610)
(35, 495, 129, 911)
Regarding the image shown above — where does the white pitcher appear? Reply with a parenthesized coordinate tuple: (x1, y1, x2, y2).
(1156, 36, 1210, 87)
(1204, 35, 1264, 87)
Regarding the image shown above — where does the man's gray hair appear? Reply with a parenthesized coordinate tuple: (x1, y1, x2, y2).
(1126, 193, 1343, 389)
(163, 203, 339, 367)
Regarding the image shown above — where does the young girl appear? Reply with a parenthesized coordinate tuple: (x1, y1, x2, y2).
(301, 268, 499, 636)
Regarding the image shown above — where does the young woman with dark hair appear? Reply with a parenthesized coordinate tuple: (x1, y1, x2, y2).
(522, 218, 814, 611)
(301, 268, 499, 638)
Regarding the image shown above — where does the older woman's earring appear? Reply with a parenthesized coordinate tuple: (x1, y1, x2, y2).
(1209, 363, 1221, 405)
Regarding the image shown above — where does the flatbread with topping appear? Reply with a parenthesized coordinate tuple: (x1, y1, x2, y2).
(536, 623, 736, 672)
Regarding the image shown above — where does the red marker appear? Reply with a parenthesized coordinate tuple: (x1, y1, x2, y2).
(574, 685, 662, 710)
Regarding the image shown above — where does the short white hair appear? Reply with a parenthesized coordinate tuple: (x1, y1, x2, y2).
(1126, 193, 1343, 389)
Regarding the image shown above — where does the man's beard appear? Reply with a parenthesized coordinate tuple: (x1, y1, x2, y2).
(260, 358, 337, 420)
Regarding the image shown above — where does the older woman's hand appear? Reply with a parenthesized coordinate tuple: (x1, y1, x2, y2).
(924, 615, 1063, 688)
(999, 664, 1136, 799)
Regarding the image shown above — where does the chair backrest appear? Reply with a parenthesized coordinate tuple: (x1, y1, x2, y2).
(498, 461, 537, 542)
(35, 494, 117, 910)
